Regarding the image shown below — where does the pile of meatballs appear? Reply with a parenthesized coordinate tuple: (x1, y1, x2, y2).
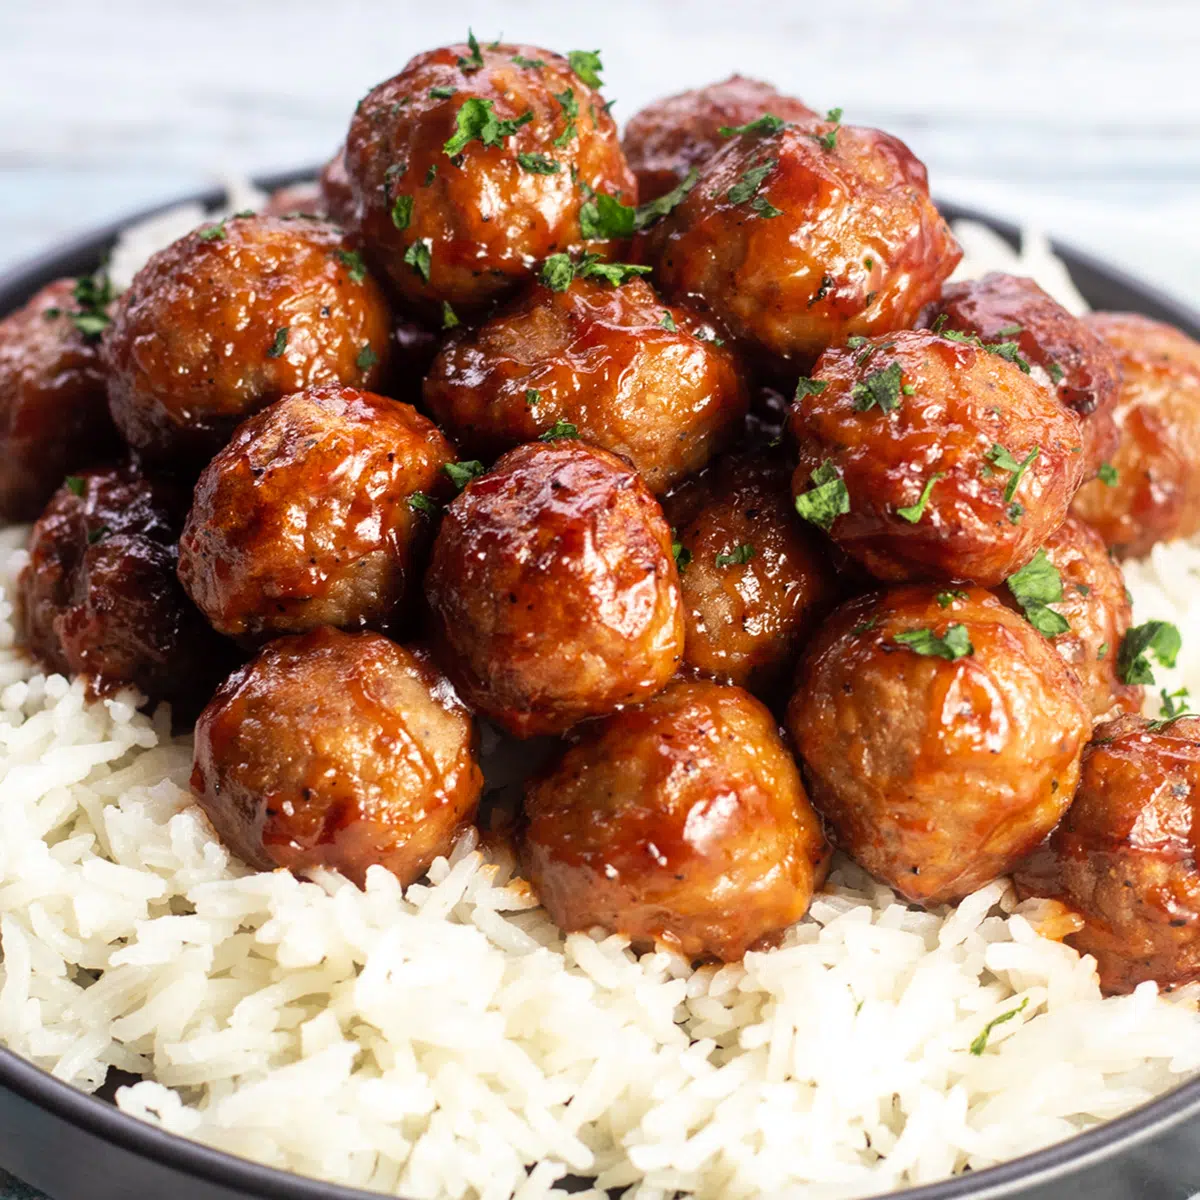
(5, 39, 1200, 996)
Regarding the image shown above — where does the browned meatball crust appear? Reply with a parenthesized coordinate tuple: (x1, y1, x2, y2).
(790, 329, 1087, 586)
(622, 75, 817, 203)
(423, 275, 748, 492)
(424, 440, 684, 737)
(1071, 313, 1200, 558)
(522, 679, 830, 960)
(19, 465, 230, 715)
(104, 214, 393, 463)
(345, 42, 635, 317)
(192, 628, 482, 886)
(644, 117, 960, 370)
(788, 586, 1091, 905)
(927, 273, 1120, 479)
(0, 279, 120, 521)
(178, 386, 455, 643)
(663, 453, 838, 696)
(1015, 714, 1200, 994)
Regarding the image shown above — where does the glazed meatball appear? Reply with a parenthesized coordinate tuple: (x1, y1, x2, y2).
(424, 440, 684, 737)
(927, 273, 1120, 478)
(1071, 313, 1200, 558)
(663, 453, 838, 695)
(644, 116, 960, 369)
(19, 465, 230, 715)
(178, 386, 455, 643)
(423, 275, 748, 492)
(0, 279, 120, 521)
(522, 679, 830, 960)
(192, 628, 482, 886)
(262, 181, 325, 219)
(1015, 715, 1200, 993)
(623, 75, 817, 203)
(788, 586, 1091, 905)
(996, 515, 1140, 719)
(104, 214, 393, 463)
(790, 329, 1087, 585)
(320, 148, 355, 225)
(346, 41, 635, 317)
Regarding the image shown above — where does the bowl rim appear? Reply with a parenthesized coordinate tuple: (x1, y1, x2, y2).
(1, 170, 1199, 1200)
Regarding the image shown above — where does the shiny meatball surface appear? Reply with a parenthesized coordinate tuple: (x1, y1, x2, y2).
(663, 452, 838, 695)
(0, 279, 120, 521)
(1071, 313, 1200, 558)
(790, 329, 1087, 585)
(623, 75, 817, 203)
(424, 440, 684, 737)
(19, 465, 228, 714)
(522, 679, 830, 960)
(1015, 714, 1200, 993)
(423, 275, 748, 492)
(788, 587, 1091, 905)
(644, 118, 960, 369)
(193, 628, 482, 886)
(178, 386, 455, 643)
(104, 214, 392, 463)
(346, 42, 635, 317)
(928, 273, 1120, 478)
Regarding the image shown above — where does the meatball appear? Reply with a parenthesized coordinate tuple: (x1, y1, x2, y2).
(790, 329, 1087, 585)
(192, 628, 482, 886)
(1071, 313, 1200, 558)
(262, 181, 325, 219)
(0, 278, 120, 521)
(345, 41, 635, 317)
(19, 465, 230, 715)
(644, 116, 960, 370)
(927, 273, 1120, 478)
(996, 515, 1140, 720)
(178, 386, 455, 643)
(663, 453, 838, 695)
(104, 214, 393, 463)
(521, 679, 830, 960)
(1015, 714, 1200, 994)
(423, 275, 748, 492)
(788, 586, 1091, 905)
(622, 75, 817, 203)
(424, 440, 684, 737)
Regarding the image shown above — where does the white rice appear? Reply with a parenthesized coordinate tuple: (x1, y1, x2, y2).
(1, 186, 1198, 1200)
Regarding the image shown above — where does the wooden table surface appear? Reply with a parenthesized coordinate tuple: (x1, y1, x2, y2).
(2, 0, 1199, 310)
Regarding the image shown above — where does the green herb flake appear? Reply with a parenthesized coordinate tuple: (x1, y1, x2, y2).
(86, 524, 111, 546)
(1007, 502, 1025, 524)
(986, 443, 1040, 503)
(511, 54, 545, 69)
(457, 29, 484, 71)
(970, 998, 1029, 1056)
(441, 301, 460, 330)
(852, 617, 879, 636)
(443, 460, 485, 491)
(404, 238, 433, 283)
(525, 388, 542, 408)
(659, 311, 677, 332)
(995, 323, 1024, 337)
(334, 249, 367, 283)
(390, 193, 414, 231)
(356, 343, 379, 372)
(425, 164, 438, 186)
(794, 460, 850, 532)
(851, 361, 904, 414)
(1047, 361, 1066, 384)
(728, 159, 777, 208)
(795, 376, 829, 401)
(443, 98, 533, 156)
(539, 253, 576, 292)
(1098, 462, 1119, 487)
(715, 543, 756, 568)
(1118, 621, 1183, 686)
(429, 86, 457, 100)
(1098, 642, 1109, 659)
(517, 152, 560, 174)
(567, 49, 604, 89)
(579, 191, 635, 240)
(813, 106, 843, 151)
(64, 475, 85, 497)
(539, 420, 580, 441)
(896, 472, 943, 524)
(575, 255, 652, 287)
(893, 624, 974, 661)
(672, 542, 692, 572)
(197, 222, 226, 241)
(1161, 686, 1191, 719)
(408, 491, 442, 515)
(267, 327, 290, 358)
(718, 113, 787, 138)
(936, 590, 968, 609)
(69, 273, 114, 343)
(553, 88, 579, 146)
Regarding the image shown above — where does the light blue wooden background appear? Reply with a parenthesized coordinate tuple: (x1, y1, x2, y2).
(2, 0, 1200, 309)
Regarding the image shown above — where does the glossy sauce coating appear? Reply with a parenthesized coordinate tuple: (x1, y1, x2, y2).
(521, 679, 830, 960)
(192, 627, 482, 886)
(790, 329, 1087, 585)
(622, 75, 817, 203)
(424, 440, 684, 737)
(104, 214, 393, 463)
(178, 386, 455, 643)
(644, 119, 960, 370)
(345, 42, 635, 317)
(928, 273, 1120, 479)
(1071, 313, 1200, 558)
(0, 279, 120, 521)
(1015, 714, 1200, 993)
(423, 275, 748, 492)
(788, 586, 1091, 905)
(663, 452, 839, 696)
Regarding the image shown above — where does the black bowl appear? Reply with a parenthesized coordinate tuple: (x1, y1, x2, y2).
(1, 173, 1200, 1200)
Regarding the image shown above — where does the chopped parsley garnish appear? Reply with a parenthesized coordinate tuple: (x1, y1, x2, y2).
(540, 253, 576, 291)
(64, 475, 85, 497)
(1117, 621, 1182, 686)
(672, 541, 692, 572)
(429, 86, 457, 99)
(356, 343, 379, 372)
(391, 193, 414, 230)
(896, 472, 943, 524)
(86, 525, 111, 546)
(404, 238, 432, 283)
(941, 328, 1030, 373)
(795, 376, 829, 401)
(1006, 549, 1070, 638)
(851, 361, 904, 413)
(580, 167, 699, 238)
(334, 249, 367, 283)
(794, 460, 849, 532)
(988, 340, 1032, 374)
(441, 301, 460, 329)
(539, 251, 650, 291)
(727, 159, 778, 212)
(852, 617, 879, 636)
(517, 152, 560, 174)
(443, 460, 485, 491)
(1098, 642, 1109, 659)
(1161, 686, 1191, 719)
(986, 444, 1040, 503)
(659, 311, 677, 332)
(457, 30, 484, 71)
(267, 327, 289, 358)
(1047, 361, 1065, 384)
(425, 164, 438, 185)
(539, 420, 579, 441)
(715, 543, 756, 568)
(408, 492, 442, 515)
(553, 88, 579, 146)
(936, 590, 968, 609)
(1007, 502, 1025, 524)
(813, 106, 843, 151)
(995, 323, 1023, 337)
(568, 49, 604, 88)
(1098, 462, 1119, 487)
(443, 99, 532, 155)
(511, 54, 545, 69)
(69, 273, 114, 342)
(197, 222, 226, 241)
(525, 388, 542, 408)
(630, 167, 699, 229)
(893, 624, 974, 661)
(719, 113, 787, 138)
(970, 998, 1029, 1055)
